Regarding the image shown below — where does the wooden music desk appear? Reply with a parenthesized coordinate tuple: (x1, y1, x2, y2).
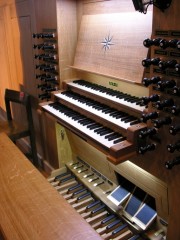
(0, 133, 101, 240)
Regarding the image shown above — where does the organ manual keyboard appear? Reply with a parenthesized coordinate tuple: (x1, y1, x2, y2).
(39, 79, 147, 164)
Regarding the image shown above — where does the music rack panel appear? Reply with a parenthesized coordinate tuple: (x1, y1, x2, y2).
(72, 9, 153, 83)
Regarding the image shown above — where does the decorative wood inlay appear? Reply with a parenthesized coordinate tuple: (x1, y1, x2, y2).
(101, 33, 114, 51)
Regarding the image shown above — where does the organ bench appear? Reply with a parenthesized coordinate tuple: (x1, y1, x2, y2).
(0, 133, 101, 240)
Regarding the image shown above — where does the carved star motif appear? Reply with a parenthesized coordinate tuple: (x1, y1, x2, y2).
(101, 34, 114, 51)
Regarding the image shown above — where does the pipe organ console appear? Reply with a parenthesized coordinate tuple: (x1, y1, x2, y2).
(38, 0, 180, 239)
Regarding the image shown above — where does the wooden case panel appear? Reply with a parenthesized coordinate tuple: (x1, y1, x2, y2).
(73, 1, 153, 83)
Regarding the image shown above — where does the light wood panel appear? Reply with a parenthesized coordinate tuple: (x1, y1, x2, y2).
(11, 16, 37, 94)
(42, 112, 59, 169)
(10, 17, 24, 89)
(56, 0, 78, 86)
(33, 0, 57, 31)
(73, 3, 152, 83)
(0, 8, 11, 110)
(82, 0, 139, 15)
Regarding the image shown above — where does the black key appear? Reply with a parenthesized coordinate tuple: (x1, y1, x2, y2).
(77, 192, 92, 201)
(120, 115, 131, 121)
(122, 116, 136, 123)
(105, 132, 118, 139)
(136, 100, 143, 106)
(130, 119, 141, 125)
(88, 123, 101, 130)
(101, 214, 116, 225)
(124, 97, 136, 103)
(99, 129, 113, 136)
(78, 118, 89, 124)
(72, 188, 87, 197)
(116, 93, 128, 99)
(103, 109, 117, 114)
(124, 116, 137, 123)
(94, 127, 105, 133)
(112, 223, 128, 235)
(59, 175, 75, 184)
(95, 127, 108, 134)
(109, 111, 123, 117)
(86, 122, 97, 128)
(72, 115, 85, 121)
(114, 113, 128, 119)
(54, 172, 70, 181)
(91, 204, 106, 215)
(82, 120, 94, 126)
(106, 219, 121, 230)
(129, 235, 141, 240)
(86, 200, 101, 210)
(68, 183, 83, 193)
(107, 133, 122, 141)
(101, 107, 112, 113)
(113, 136, 126, 144)
(93, 105, 105, 110)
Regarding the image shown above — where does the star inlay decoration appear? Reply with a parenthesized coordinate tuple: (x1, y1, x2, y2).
(101, 34, 114, 51)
